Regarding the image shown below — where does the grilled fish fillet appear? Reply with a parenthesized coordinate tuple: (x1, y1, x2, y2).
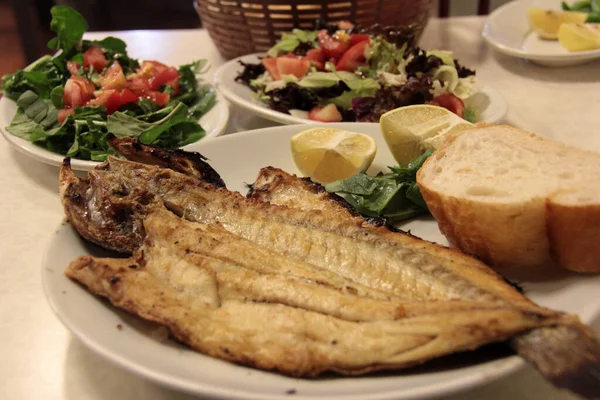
(248, 166, 600, 398)
(59, 149, 600, 398)
(67, 208, 575, 377)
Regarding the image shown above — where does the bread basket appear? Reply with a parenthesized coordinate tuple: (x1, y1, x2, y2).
(194, 0, 431, 59)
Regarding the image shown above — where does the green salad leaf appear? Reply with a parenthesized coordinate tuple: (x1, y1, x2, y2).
(266, 29, 317, 57)
(325, 150, 433, 222)
(47, 6, 87, 57)
(1, 55, 65, 100)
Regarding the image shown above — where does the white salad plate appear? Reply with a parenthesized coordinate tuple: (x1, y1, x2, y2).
(43, 122, 600, 400)
(483, 0, 600, 67)
(215, 53, 508, 126)
(0, 90, 230, 171)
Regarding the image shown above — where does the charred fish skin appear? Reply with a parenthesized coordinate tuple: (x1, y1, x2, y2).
(66, 210, 569, 378)
(249, 166, 600, 400)
(107, 136, 226, 188)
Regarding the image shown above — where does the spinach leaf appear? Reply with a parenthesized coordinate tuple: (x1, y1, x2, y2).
(50, 86, 64, 109)
(107, 102, 205, 146)
(48, 6, 87, 57)
(1, 55, 65, 100)
(16, 90, 58, 128)
(85, 37, 127, 54)
(325, 150, 433, 222)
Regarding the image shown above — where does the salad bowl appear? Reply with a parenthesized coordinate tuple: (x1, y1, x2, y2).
(215, 53, 508, 126)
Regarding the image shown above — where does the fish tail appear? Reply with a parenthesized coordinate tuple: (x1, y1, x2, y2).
(512, 324, 600, 399)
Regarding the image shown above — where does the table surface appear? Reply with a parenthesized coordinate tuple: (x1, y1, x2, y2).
(1, 16, 599, 400)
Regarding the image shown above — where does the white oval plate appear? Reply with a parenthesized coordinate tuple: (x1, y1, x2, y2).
(215, 54, 508, 126)
(482, 0, 600, 67)
(0, 91, 229, 171)
(43, 122, 600, 400)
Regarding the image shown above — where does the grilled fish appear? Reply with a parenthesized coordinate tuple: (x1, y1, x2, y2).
(59, 148, 600, 398)
(66, 208, 579, 377)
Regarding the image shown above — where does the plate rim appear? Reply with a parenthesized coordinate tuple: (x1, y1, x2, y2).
(40, 122, 541, 400)
(0, 90, 230, 171)
(481, 0, 600, 61)
(214, 53, 508, 126)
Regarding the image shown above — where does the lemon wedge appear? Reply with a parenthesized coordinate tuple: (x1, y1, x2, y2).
(526, 8, 588, 40)
(558, 23, 600, 51)
(290, 128, 377, 183)
(380, 105, 474, 167)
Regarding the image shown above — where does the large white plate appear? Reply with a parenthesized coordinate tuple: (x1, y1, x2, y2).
(215, 54, 508, 126)
(43, 123, 600, 400)
(483, 0, 600, 67)
(0, 91, 229, 171)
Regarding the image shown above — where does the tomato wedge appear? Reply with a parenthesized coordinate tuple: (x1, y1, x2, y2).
(143, 91, 170, 107)
(307, 104, 342, 122)
(101, 62, 128, 90)
(58, 108, 75, 124)
(119, 89, 139, 106)
(317, 29, 350, 60)
(88, 89, 121, 114)
(431, 93, 465, 118)
(262, 57, 281, 80)
(350, 34, 370, 46)
(149, 66, 179, 91)
(276, 57, 311, 79)
(304, 48, 325, 70)
(127, 78, 151, 96)
(83, 46, 109, 72)
(335, 40, 369, 72)
(63, 76, 95, 108)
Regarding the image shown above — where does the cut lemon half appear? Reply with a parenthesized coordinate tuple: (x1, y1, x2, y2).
(558, 23, 600, 51)
(526, 8, 588, 40)
(380, 105, 474, 167)
(290, 128, 377, 183)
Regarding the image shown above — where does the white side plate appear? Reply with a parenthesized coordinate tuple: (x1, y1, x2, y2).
(0, 91, 229, 171)
(482, 0, 600, 67)
(43, 122, 600, 400)
(215, 54, 508, 126)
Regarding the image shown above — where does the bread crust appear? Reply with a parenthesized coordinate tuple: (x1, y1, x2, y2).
(547, 201, 600, 273)
(416, 126, 600, 273)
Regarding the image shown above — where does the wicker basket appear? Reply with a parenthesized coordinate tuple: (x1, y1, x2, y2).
(194, 0, 432, 59)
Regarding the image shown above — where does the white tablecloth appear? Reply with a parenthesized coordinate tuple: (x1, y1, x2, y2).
(1, 16, 598, 400)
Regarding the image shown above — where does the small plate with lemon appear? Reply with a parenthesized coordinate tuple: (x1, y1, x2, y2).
(483, 0, 600, 67)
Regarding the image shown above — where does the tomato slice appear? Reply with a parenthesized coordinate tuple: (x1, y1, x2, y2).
(101, 62, 128, 90)
(317, 29, 351, 60)
(83, 46, 109, 72)
(335, 40, 369, 72)
(262, 57, 281, 80)
(88, 89, 121, 114)
(144, 91, 170, 107)
(63, 76, 95, 108)
(67, 61, 80, 76)
(58, 108, 75, 124)
(119, 89, 139, 106)
(350, 34, 370, 46)
(149, 66, 179, 91)
(307, 104, 342, 122)
(431, 93, 465, 118)
(276, 57, 311, 79)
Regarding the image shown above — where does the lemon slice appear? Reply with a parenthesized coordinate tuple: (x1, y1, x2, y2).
(380, 105, 474, 167)
(558, 23, 600, 51)
(526, 8, 588, 40)
(290, 128, 377, 183)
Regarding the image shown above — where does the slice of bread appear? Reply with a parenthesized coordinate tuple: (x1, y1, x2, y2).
(416, 125, 600, 273)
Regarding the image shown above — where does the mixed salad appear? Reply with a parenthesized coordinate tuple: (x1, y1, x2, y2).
(235, 21, 478, 123)
(1, 6, 216, 161)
